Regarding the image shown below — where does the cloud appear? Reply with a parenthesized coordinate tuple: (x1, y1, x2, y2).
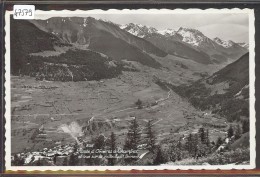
(217, 14, 249, 26)
(197, 23, 249, 42)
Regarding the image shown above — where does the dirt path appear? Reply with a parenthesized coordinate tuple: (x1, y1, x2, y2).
(155, 86, 171, 104)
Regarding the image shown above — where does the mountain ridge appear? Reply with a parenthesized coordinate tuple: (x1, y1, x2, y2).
(121, 23, 248, 64)
(31, 17, 167, 57)
(121, 23, 249, 50)
(10, 19, 125, 81)
(11, 17, 250, 82)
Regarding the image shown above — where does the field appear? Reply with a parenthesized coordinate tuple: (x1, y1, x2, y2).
(11, 65, 228, 155)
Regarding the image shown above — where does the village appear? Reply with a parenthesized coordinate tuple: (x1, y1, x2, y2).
(11, 123, 242, 166)
(11, 137, 149, 166)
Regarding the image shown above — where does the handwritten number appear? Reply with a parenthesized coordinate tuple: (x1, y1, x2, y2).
(20, 9, 24, 16)
(14, 9, 21, 17)
(14, 8, 33, 17)
(28, 9, 32, 16)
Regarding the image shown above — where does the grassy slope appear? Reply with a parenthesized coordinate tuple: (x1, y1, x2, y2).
(170, 53, 249, 122)
(11, 19, 123, 81)
(88, 30, 162, 69)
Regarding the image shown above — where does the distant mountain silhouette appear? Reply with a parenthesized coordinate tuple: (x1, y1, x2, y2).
(122, 23, 248, 64)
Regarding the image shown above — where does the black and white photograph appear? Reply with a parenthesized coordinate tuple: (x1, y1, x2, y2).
(4, 9, 255, 170)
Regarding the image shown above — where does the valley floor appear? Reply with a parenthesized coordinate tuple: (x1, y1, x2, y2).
(11, 69, 228, 155)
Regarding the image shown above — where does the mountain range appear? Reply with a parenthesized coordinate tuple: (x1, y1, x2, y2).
(11, 17, 248, 82)
(121, 23, 248, 64)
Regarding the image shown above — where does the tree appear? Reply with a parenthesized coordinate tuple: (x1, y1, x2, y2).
(196, 142, 208, 158)
(185, 133, 193, 155)
(124, 117, 141, 150)
(107, 132, 117, 166)
(135, 99, 143, 109)
(53, 154, 58, 165)
(168, 143, 177, 162)
(198, 127, 206, 144)
(153, 146, 166, 165)
(227, 125, 234, 138)
(168, 140, 182, 162)
(242, 120, 249, 133)
(62, 157, 68, 166)
(124, 117, 141, 164)
(205, 129, 210, 147)
(145, 120, 156, 152)
(94, 134, 106, 149)
(216, 136, 223, 148)
(191, 133, 199, 158)
(69, 153, 79, 166)
(176, 138, 183, 160)
(235, 124, 242, 140)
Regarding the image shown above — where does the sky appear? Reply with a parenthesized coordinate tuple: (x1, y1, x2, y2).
(36, 13, 249, 43)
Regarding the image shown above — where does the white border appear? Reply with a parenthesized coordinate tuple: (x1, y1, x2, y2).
(4, 8, 256, 171)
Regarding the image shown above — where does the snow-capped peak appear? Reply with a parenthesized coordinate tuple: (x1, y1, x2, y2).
(213, 37, 234, 48)
(120, 23, 158, 38)
(237, 42, 249, 49)
(158, 28, 176, 36)
(176, 27, 205, 46)
(120, 24, 128, 29)
(177, 27, 204, 35)
(136, 23, 144, 28)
